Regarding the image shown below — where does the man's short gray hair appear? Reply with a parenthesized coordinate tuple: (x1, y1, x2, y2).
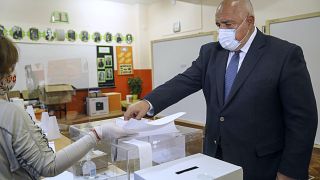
(217, 0, 255, 17)
(244, 0, 254, 16)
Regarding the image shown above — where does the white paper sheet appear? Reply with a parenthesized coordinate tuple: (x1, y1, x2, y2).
(41, 116, 61, 140)
(48, 141, 56, 152)
(123, 139, 152, 169)
(43, 171, 73, 180)
(116, 112, 185, 133)
(26, 105, 37, 121)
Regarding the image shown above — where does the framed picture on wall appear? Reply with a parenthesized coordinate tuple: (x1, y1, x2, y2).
(105, 68, 113, 80)
(115, 33, 123, 43)
(11, 26, 23, 40)
(98, 71, 105, 82)
(29, 28, 39, 41)
(80, 31, 89, 42)
(126, 34, 133, 44)
(97, 46, 115, 87)
(97, 58, 105, 69)
(45, 28, 55, 41)
(93, 32, 101, 43)
(0, 25, 6, 37)
(105, 32, 112, 43)
(67, 30, 76, 42)
(105, 55, 113, 67)
(55, 29, 65, 41)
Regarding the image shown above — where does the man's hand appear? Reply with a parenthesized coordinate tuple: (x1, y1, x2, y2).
(277, 172, 296, 180)
(124, 100, 150, 120)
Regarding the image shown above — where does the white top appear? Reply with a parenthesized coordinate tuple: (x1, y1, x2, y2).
(0, 99, 97, 179)
(226, 27, 258, 72)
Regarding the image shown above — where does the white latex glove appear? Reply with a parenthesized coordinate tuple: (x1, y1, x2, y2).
(94, 122, 135, 140)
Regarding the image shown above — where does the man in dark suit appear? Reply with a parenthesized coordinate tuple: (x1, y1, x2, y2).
(124, 0, 318, 179)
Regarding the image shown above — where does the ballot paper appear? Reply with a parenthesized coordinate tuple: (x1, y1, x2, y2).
(48, 141, 56, 152)
(26, 105, 37, 121)
(43, 171, 73, 180)
(116, 112, 185, 136)
(123, 139, 153, 169)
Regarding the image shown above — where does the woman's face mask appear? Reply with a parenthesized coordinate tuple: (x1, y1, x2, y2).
(0, 71, 16, 95)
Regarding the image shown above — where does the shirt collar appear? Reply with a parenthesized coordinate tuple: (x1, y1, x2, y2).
(240, 27, 257, 53)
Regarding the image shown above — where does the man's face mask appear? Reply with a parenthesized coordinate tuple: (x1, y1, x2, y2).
(0, 71, 17, 95)
(218, 17, 248, 51)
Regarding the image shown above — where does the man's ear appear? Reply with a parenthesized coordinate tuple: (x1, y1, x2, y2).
(247, 16, 255, 24)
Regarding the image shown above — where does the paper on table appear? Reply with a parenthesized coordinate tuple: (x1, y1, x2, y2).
(123, 139, 152, 169)
(43, 116, 61, 140)
(48, 141, 56, 152)
(43, 171, 73, 180)
(26, 105, 37, 121)
(116, 112, 185, 132)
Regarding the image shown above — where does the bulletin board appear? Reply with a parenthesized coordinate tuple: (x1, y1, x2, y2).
(116, 46, 133, 75)
(14, 43, 98, 90)
(151, 32, 216, 124)
(96, 46, 115, 87)
(266, 12, 320, 144)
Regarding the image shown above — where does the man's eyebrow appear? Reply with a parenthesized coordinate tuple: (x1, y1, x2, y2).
(218, 20, 235, 24)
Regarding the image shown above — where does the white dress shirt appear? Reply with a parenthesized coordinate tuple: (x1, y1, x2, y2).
(226, 27, 257, 71)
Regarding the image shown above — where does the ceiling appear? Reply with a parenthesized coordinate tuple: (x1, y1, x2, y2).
(103, 0, 218, 6)
(103, 0, 161, 4)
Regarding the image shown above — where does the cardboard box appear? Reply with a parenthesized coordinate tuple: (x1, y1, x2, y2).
(7, 91, 21, 99)
(21, 89, 40, 100)
(39, 84, 75, 105)
(86, 97, 109, 116)
(102, 92, 121, 112)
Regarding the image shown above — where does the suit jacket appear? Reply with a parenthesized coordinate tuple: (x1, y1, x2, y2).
(144, 30, 318, 180)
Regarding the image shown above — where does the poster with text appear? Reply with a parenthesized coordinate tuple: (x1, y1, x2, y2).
(116, 46, 133, 75)
(96, 46, 115, 87)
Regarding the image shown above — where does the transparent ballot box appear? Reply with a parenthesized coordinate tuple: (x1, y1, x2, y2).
(69, 119, 203, 179)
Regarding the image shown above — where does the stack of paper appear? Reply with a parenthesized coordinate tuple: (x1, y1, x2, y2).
(116, 112, 185, 137)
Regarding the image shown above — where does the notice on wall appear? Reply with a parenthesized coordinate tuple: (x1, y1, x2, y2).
(97, 46, 115, 87)
(116, 46, 133, 75)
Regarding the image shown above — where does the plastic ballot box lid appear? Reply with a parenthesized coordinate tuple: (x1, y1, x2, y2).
(134, 153, 243, 180)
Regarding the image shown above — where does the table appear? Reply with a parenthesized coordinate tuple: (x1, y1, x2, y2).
(47, 103, 67, 119)
(58, 110, 124, 125)
(52, 135, 72, 151)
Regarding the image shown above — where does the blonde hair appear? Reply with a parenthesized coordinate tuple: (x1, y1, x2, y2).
(0, 37, 18, 79)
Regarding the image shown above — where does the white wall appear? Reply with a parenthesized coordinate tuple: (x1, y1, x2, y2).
(1, 0, 319, 77)
(0, 0, 145, 69)
(145, 0, 320, 68)
(0, 0, 139, 34)
(3, 0, 318, 71)
(147, 0, 320, 40)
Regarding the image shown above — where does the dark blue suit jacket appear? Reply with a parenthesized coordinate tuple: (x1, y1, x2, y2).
(144, 30, 318, 180)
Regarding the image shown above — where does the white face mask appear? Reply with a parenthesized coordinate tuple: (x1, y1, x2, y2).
(218, 18, 248, 51)
(0, 71, 17, 95)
